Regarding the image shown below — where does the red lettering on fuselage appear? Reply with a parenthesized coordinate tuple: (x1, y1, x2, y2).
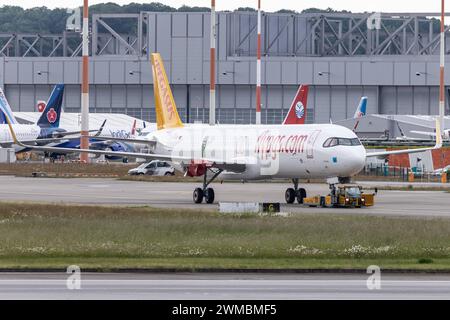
(255, 131, 309, 159)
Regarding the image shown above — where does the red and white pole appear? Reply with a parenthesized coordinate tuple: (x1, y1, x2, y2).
(255, 0, 262, 125)
(80, 0, 90, 162)
(209, 0, 216, 126)
(439, 0, 446, 132)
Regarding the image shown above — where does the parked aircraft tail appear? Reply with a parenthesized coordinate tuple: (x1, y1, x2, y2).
(151, 53, 184, 130)
(36, 84, 65, 128)
(352, 96, 368, 131)
(0, 110, 6, 124)
(282, 85, 309, 125)
(354, 97, 367, 119)
(0, 87, 18, 125)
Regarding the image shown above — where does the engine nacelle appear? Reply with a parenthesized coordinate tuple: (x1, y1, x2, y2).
(51, 129, 67, 139)
(104, 142, 129, 161)
(186, 163, 207, 177)
(108, 142, 127, 152)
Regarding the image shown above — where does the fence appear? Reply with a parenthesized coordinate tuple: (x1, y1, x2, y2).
(361, 164, 447, 182)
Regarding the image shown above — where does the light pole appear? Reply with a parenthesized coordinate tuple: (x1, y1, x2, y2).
(80, 0, 90, 163)
(256, 0, 262, 124)
(439, 0, 445, 134)
(209, 0, 216, 125)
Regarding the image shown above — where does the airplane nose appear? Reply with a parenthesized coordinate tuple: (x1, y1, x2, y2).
(347, 147, 366, 175)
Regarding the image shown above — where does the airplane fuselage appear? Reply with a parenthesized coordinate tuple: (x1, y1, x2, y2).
(0, 124, 40, 148)
(147, 123, 366, 180)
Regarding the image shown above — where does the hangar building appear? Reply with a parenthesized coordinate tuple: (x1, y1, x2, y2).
(1, 11, 450, 128)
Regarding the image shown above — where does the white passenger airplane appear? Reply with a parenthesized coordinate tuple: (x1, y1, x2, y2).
(0, 85, 67, 147)
(1, 53, 443, 204)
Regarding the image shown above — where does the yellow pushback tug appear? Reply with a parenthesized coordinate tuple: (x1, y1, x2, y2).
(303, 184, 376, 208)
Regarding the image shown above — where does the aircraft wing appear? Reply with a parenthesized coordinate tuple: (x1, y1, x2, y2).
(366, 120, 443, 158)
(87, 136, 157, 146)
(46, 119, 107, 139)
(0, 128, 108, 148)
(58, 119, 107, 138)
(11, 141, 247, 172)
(4, 118, 248, 172)
(410, 130, 437, 137)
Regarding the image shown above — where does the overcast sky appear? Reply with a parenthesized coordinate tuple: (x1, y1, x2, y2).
(0, 0, 445, 13)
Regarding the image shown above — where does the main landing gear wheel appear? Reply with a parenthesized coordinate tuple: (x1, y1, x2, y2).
(297, 188, 307, 204)
(192, 169, 223, 204)
(285, 179, 307, 204)
(285, 188, 296, 204)
(193, 188, 204, 204)
(205, 188, 215, 204)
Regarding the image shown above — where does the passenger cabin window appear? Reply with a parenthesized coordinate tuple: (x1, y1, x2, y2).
(323, 137, 361, 148)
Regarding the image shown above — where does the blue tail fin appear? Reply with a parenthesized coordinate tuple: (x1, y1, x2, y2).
(354, 96, 367, 119)
(0, 87, 19, 124)
(37, 84, 65, 128)
(0, 110, 6, 124)
(352, 96, 368, 132)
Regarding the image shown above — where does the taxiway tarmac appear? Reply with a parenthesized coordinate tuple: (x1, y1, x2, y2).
(0, 272, 449, 300)
(0, 176, 449, 217)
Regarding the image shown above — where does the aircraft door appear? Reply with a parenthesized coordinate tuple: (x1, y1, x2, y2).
(306, 130, 321, 159)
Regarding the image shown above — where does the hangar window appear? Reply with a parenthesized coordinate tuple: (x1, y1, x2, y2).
(323, 137, 361, 148)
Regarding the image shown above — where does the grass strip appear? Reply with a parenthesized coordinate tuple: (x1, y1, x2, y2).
(0, 203, 449, 270)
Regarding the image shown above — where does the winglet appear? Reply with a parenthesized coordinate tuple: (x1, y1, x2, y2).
(94, 119, 107, 137)
(3, 107, 26, 148)
(131, 119, 137, 136)
(435, 119, 443, 149)
(0, 87, 18, 124)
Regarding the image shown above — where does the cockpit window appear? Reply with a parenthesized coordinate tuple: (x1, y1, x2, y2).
(323, 137, 361, 148)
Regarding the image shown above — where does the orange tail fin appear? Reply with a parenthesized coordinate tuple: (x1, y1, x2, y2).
(151, 53, 184, 130)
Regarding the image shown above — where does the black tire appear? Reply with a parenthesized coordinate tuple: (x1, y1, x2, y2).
(285, 188, 296, 204)
(297, 188, 307, 204)
(138, 172, 145, 176)
(164, 172, 172, 176)
(193, 188, 204, 204)
(319, 196, 326, 207)
(205, 188, 215, 204)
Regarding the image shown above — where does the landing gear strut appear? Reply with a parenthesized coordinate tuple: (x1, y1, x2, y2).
(285, 178, 307, 204)
(193, 169, 223, 204)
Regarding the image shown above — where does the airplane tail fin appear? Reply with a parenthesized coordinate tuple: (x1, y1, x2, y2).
(151, 53, 184, 130)
(37, 84, 65, 128)
(352, 96, 368, 131)
(0, 110, 6, 124)
(354, 96, 367, 119)
(0, 87, 18, 125)
(282, 85, 309, 125)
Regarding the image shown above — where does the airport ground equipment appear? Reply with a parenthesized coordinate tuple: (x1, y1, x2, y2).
(303, 184, 376, 208)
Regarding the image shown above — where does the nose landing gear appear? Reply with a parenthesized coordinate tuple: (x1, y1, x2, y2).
(285, 178, 307, 204)
(192, 169, 223, 204)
